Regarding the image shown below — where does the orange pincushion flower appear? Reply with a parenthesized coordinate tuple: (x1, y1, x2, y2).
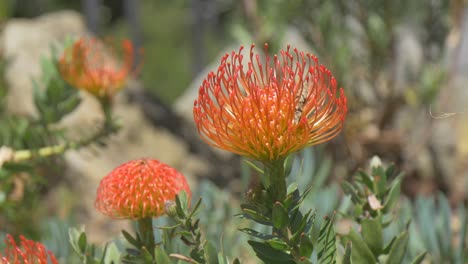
(0, 234, 58, 264)
(59, 37, 135, 99)
(193, 44, 347, 161)
(95, 158, 191, 219)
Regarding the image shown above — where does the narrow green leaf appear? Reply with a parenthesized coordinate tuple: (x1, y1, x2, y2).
(317, 216, 336, 264)
(385, 231, 409, 264)
(242, 159, 264, 174)
(248, 240, 295, 264)
(342, 242, 352, 264)
(291, 210, 314, 242)
(175, 193, 186, 218)
(347, 229, 377, 264)
(383, 177, 402, 213)
(267, 238, 289, 251)
(341, 181, 361, 203)
(78, 232, 87, 254)
(272, 202, 289, 229)
(204, 241, 219, 264)
(361, 216, 383, 255)
(298, 233, 314, 257)
(291, 185, 314, 212)
(68, 227, 84, 256)
(187, 198, 202, 220)
(122, 230, 141, 248)
(410, 252, 427, 264)
(385, 164, 396, 178)
(154, 246, 172, 263)
(238, 228, 275, 240)
(437, 192, 451, 256)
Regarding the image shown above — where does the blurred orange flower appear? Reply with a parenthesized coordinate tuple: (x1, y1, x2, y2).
(95, 158, 191, 219)
(0, 234, 58, 264)
(59, 37, 135, 100)
(193, 44, 347, 161)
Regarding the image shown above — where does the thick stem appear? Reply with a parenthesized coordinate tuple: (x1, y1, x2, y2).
(264, 158, 287, 202)
(264, 159, 288, 238)
(137, 217, 156, 256)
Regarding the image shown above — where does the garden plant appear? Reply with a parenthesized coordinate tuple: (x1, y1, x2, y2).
(0, 34, 466, 264)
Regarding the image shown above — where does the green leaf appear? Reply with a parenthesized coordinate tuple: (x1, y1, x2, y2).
(291, 210, 315, 243)
(383, 177, 402, 213)
(241, 204, 271, 225)
(238, 228, 276, 240)
(122, 230, 141, 248)
(357, 170, 374, 190)
(385, 231, 409, 264)
(341, 181, 361, 204)
(187, 198, 202, 220)
(290, 185, 314, 212)
(272, 202, 289, 229)
(385, 164, 396, 178)
(103, 242, 121, 264)
(204, 241, 219, 264)
(373, 168, 387, 196)
(175, 193, 186, 218)
(298, 233, 314, 257)
(248, 240, 295, 264)
(317, 216, 336, 264)
(267, 238, 289, 251)
(361, 216, 383, 255)
(410, 252, 427, 264)
(154, 246, 172, 263)
(78, 232, 88, 254)
(347, 229, 377, 264)
(242, 159, 264, 174)
(69, 227, 84, 255)
(342, 242, 352, 264)
(438, 192, 451, 256)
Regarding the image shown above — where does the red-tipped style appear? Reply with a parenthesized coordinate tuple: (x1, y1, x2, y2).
(95, 158, 191, 219)
(0, 234, 58, 264)
(193, 44, 347, 161)
(59, 37, 135, 100)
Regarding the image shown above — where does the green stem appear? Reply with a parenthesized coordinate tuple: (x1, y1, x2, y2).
(13, 144, 68, 162)
(137, 217, 156, 257)
(264, 159, 289, 239)
(264, 158, 287, 202)
(9, 100, 119, 163)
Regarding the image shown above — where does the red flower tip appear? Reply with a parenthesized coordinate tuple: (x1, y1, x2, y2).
(0, 234, 58, 264)
(59, 37, 137, 100)
(95, 158, 191, 219)
(193, 44, 347, 161)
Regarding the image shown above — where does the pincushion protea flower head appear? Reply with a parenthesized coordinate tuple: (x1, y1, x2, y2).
(59, 37, 135, 100)
(95, 158, 191, 219)
(0, 234, 58, 264)
(193, 44, 347, 161)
